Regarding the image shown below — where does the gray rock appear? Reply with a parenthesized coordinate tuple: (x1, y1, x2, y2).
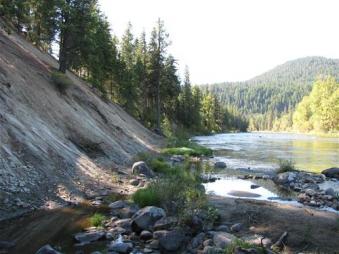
(149, 239, 160, 249)
(158, 230, 184, 252)
(35, 244, 62, 254)
(321, 167, 339, 179)
(214, 161, 226, 169)
(234, 247, 258, 254)
(213, 232, 237, 248)
(215, 225, 229, 232)
(109, 200, 127, 209)
(140, 230, 153, 241)
(325, 187, 336, 196)
(202, 246, 223, 254)
(114, 219, 132, 231)
(132, 161, 154, 178)
(170, 155, 185, 162)
(129, 179, 140, 186)
(231, 223, 243, 232)
(191, 232, 205, 249)
(108, 242, 133, 253)
(74, 231, 105, 243)
(203, 239, 213, 247)
(132, 206, 166, 231)
(250, 184, 260, 189)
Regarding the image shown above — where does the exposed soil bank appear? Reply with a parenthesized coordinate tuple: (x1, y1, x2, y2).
(209, 195, 339, 253)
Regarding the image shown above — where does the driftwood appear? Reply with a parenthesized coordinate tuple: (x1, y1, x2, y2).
(271, 231, 288, 251)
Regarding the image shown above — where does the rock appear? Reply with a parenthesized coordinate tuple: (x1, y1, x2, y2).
(74, 231, 105, 243)
(158, 230, 184, 252)
(191, 232, 205, 249)
(213, 232, 237, 248)
(250, 184, 260, 189)
(305, 189, 316, 196)
(321, 167, 339, 179)
(108, 242, 133, 253)
(203, 239, 213, 247)
(231, 223, 243, 232)
(132, 206, 166, 232)
(129, 179, 140, 186)
(242, 235, 272, 247)
(215, 225, 229, 232)
(170, 155, 185, 163)
(234, 247, 258, 254)
(132, 161, 154, 178)
(202, 246, 223, 254)
(140, 230, 153, 241)
(325, 187, 336, 196)
(107, 227, 127, 236)
(35, 244, 62, 254)
(214, 161, 226, 169)
(274, 172, 296, 185)
(153, 216, 177, 230)
(114, 219, 132, 231)
(0, 241, 15, 250)
(109, 200, 127, 209)
(116, 206, 139, 219)
(149, 239, 160, 249)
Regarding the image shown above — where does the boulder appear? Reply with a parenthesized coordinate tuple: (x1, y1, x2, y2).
(231, 223, 243, 232)
(213, 232, 237, 248)
(214, 161, 227, 169)
(202, 246, 223, 254)
(325, 187, 336, 197)
(215, 225, 229, 232)
(250, 184, 260, 189)
(191, 232, 206, 249)
(132, 161, 155, 178)
(74, 231, 105, 244)
(129, 179, 140, 186)
(108, 242, 133, 253)
(274, 172, 296, 185)
(321, 167, 339, 179)
(35, 245, 62, 254)
(157, 230, 185, 252)
(114, 219, 132, 231)
(109, 200, 127, 209)
(132, 206, 166, 232)
(140, 230, 153, 241)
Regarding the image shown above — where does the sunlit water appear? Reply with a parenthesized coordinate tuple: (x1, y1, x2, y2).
(193, 132, 339, 173)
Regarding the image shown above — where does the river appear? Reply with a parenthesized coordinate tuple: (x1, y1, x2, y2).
(193, 132, 339, 173)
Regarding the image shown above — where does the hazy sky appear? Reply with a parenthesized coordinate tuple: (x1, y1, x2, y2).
(98, 0, 339, 84)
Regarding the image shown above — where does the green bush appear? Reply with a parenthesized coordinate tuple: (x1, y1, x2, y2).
(132, 186, 161, 207)
(89, 213, 106, 227)
(162, 145, 212, 157)
(150, 158, 172, 174)
(277, 159, 296, 173)
(51, 71, 73, 93)
(225, 239, 265, 254)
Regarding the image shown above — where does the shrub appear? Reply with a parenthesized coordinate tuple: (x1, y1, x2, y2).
(150, 158, 172, 174)
(51, 71, 73, 93)
(162, 145, 212, 157)
(132, 186, 161, 207)
(89, 213, 106, 227)
(225, 239, 265, 254)
(277, 159, 296, 173)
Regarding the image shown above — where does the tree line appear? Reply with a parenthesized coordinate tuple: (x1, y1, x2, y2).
(0, 0, 246, 134)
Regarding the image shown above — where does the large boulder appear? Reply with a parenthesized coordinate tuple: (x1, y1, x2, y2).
(156, 230, 185, 252)
(273, 172, 297, 185)
(35, 245, 62, 254)
(214, 161, 227, 169)
(322, 167, 339, 179)
(74, 231, 105, 244)
(153, 216, 178, 230)
(108, 242, 133, 253)
(132, 206, 166, 232)
(213, 232, 237, 248)
(132, 161, 155, 178)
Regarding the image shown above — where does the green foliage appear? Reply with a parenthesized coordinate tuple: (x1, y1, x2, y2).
(277, 159, 296, 173)
(132, 187, 161, 207)
(225, 239, 266, 254)
(51, 71, 73, 93)
(149, 158, 172, 174)
(89, 213, 106, 227)
(162, 145, 212, 157)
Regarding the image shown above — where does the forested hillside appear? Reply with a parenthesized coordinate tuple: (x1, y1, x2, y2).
(204, 57, 339, 131)
(0, 0, 244, 134)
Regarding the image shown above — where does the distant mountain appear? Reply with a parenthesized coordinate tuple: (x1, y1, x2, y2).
(204, 57, 339, 118)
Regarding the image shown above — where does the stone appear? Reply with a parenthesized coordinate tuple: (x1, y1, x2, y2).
(213, 232, 237, 248)
(203, 239, 213, 247)
(202, 246, 223, 254)
(305, 189, 316, 196)
(325, 187, 336, 197)
(154, 216, 177, 230)
(170, 155, 185, 163)
(132, 206, 166, 232)
(191, 232, 206, 249)
(129, 179, 140, 186)
(149, 239, 160, 249)
(274, 172, 296, 185)
(109, 200, 127, 209)
(114, 219, 132, 231)
(234, 247, 258, 254)
(74, 231, 105, 243)
(231, 223, 243, 232)
(250, 184, 260, 189)
(140, 230, 153, 241)
(108, 242, 133, 253)
(158, 230, 185, 252)
(35, 245, 62, 254)
(215, 225, 229, 232)
(321, 167, 339, 179)
(214, 161, 226, 169)
(132, 161, 154, 178)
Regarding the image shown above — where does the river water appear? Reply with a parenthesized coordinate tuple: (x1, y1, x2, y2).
(193, 132, 339, 173)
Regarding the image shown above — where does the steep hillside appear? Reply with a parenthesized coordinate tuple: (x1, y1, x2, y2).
(0, 27, 162, 220)
(204, 57, 339, 117)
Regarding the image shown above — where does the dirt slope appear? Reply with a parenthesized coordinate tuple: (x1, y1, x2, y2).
(0, 25, 162, 220)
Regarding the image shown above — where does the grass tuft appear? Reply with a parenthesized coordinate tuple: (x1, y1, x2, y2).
(277, 159, 297, 173)
(51, 71, 73, 94)
(225, 239, 266, 254)
(89, 213, 106, 227)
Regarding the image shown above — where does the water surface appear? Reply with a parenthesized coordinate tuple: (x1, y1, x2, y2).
(193, 132, 339, 173)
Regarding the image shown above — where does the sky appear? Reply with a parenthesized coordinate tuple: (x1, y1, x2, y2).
(98, 0, 339, 84)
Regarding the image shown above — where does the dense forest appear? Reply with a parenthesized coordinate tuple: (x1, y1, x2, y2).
(0, 0, 246, 135)
(204, 57, 339, 132)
